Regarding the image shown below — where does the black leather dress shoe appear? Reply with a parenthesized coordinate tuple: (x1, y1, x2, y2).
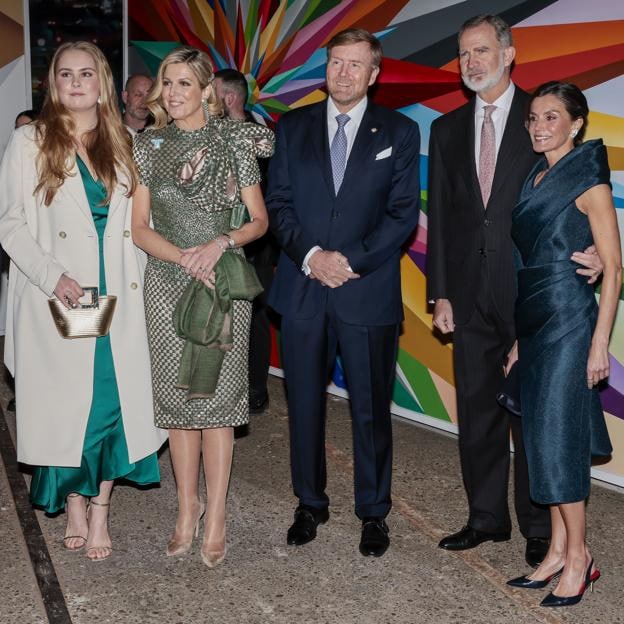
(287, 506, 329, 546)
(438, 525, 511, 550)
(525, 537, 550, 568)
(359, 518, 390, 557)
(249, 393, 269, 414)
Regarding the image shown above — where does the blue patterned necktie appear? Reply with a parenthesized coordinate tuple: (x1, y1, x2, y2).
(330, 113, 350, 194)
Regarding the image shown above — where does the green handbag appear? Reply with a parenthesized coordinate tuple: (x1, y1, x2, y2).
(230, 202, 250, 229)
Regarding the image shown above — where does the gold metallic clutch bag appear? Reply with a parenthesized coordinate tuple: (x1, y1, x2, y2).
(48, 287, 117, 339)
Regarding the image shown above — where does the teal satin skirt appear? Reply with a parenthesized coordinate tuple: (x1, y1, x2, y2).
(30, 332, 160, 514)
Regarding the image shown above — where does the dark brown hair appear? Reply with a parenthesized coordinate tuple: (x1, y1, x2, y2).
(214, 68, 249, 103)
(529, 81, 589, 145)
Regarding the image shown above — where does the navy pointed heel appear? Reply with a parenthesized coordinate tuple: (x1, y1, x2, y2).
(540, 559, 600, 608)
(507, 566, 563, 589)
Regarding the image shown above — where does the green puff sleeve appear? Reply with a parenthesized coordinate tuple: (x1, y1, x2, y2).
(223, 120, 275, 189)
(132, 130, 157, 187)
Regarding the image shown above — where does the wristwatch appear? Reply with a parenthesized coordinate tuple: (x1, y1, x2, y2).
(225, 234, 236, 249)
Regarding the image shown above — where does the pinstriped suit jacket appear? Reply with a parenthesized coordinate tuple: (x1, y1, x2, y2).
(426, 87, 540, 326)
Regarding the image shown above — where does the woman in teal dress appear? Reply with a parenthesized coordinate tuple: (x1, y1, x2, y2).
(0, 42, 166, 561)
(506, 82, 621, 607)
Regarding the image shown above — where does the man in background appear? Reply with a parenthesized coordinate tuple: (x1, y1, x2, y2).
(214, 68, 277, 415)
(214, 69, 249, 122)
(122, 74, 153, 134)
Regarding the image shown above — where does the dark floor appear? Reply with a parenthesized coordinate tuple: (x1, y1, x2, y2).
(1, 374, 623, 624)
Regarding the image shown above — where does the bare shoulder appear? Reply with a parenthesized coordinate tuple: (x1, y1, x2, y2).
(576, 183, 614, 215)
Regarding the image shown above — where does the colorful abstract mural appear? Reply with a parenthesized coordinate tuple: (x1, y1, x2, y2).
(128, 0, 624, 484)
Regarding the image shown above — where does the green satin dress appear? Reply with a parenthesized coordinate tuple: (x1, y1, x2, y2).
(30, 157, 160, 514)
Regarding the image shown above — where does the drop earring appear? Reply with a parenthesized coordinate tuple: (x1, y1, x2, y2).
(570, 128, 578, 139)
(202, 97, 209, 121)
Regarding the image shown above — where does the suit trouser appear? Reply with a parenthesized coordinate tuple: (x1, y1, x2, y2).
(453, 276, 550, 538)
(281, 300, 399, 519)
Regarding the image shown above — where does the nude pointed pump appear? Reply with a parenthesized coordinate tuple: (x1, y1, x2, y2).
(200, 544, 227, 569)
(166, 501, 206, 557)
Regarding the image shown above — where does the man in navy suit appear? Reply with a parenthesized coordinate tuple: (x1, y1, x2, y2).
(266, 28, 421, 557)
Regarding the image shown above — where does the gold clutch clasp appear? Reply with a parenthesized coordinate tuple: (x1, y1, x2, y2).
(78, 286, 99, 309)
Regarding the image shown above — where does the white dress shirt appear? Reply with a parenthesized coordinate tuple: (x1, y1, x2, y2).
(474, 81, 515, 175)
(326, 95, 368, 161)
(302, 96, 368, 274)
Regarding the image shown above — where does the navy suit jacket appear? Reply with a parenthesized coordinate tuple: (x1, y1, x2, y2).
(266, 99, 421, 326)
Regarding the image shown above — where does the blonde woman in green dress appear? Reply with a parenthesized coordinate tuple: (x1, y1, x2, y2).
(132, 47, 273, 567)
(0, 41, 166, 560)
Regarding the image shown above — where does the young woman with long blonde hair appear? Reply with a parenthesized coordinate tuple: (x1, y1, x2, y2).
(0, 41, 166, 560)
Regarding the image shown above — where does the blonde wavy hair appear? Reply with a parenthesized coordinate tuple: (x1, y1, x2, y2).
(34, 41, 137, 206)
(146, 46, 222, 129)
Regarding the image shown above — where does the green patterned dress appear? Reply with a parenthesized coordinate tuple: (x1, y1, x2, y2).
(133, 117, 274, 429)
(30, 156, 160, 514)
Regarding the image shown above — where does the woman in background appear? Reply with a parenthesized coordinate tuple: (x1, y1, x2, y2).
(507, 81, 621, 607)
(0, 41, 166, 560)
(14, 109, 36, 128)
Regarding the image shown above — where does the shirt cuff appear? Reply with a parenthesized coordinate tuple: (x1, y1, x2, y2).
(302, 246, 322, 276)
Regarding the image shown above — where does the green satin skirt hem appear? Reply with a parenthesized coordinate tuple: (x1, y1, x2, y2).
(30, 453, 159, 515)
(29, 333, 160, 515)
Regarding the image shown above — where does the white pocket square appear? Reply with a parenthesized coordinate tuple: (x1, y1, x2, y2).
(375, 147, 392, 160)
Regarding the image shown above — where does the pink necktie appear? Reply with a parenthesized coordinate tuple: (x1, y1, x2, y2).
(479, 105, 496, 206)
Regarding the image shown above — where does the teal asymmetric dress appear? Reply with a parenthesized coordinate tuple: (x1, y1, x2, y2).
(30, 157, 160, 514)
(512, 140, 613, 505)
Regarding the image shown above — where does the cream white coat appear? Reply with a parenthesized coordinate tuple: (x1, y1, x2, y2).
(0, 125, 167, 467)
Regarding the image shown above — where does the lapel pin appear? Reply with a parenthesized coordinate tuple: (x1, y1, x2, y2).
(151, 138, 164, 150)
(371, 127, 378, 133)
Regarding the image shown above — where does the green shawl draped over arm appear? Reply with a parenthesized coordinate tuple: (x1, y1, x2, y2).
(173, 252, 263, 400)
